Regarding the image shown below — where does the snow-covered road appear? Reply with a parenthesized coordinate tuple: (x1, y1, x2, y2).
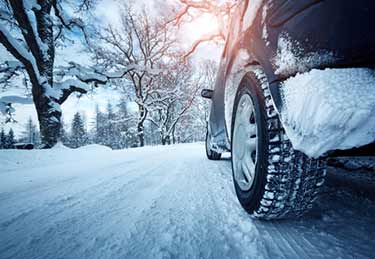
(0, 143, 374, 259)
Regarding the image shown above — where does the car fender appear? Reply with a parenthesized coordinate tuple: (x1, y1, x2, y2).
(224, 52, 273, 143)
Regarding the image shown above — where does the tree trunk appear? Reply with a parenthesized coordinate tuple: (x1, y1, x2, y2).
(172, 126, 176, 144)
(161, 135, 170, 145)
(166, 136, 171, 145)
(32, 82, 62, 148)
(34, 1, 59, 148)
(137, 105, 146, 147)
(137, 123, 145, 147)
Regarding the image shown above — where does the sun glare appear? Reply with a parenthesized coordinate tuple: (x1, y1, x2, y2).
(185, 13, 220, 40)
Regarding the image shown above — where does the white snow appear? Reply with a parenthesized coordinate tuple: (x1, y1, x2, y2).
(242, 0, 263, 32)
(280, 68, 375, 157)
(0, 24, 40, 81)
(0, 95, 33, 114)
(0, 143, 374, 258)
(274, 33, 335, 76)
(0, 95, 33, 105)
(22, 0, 41, 11)
(23, 0, 49, 55)
(261, 4, 269, 45)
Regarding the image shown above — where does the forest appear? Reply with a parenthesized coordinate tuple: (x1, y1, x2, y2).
(0, 0, 231, 149)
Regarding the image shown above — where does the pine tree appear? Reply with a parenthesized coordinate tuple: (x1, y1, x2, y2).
(0, 128, 6, 149)
(104, 103, 115, 147)
(94, 105, 105, 145)
(22, 117, 39, 144)
(102, 102, 122, 149)
(117, 99, 137, 148)
(5, 128, 16, 149)
(59, 118, 69, 146)
(70, 112, 88, 148)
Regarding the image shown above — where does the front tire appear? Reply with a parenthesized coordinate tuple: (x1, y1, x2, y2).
(231, 71, 327, 219)
(206, 130, 221, 160)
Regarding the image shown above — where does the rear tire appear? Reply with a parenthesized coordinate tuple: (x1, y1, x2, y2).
(231, 71, 327, 220)
(206, 131, 221, 160)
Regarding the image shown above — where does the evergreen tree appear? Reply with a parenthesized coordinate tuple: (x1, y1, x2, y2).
(59, 118, 70, 146)
(0, 128, 6, 149)
(118, 99, 142, 148)
(103, 102, 122, 149)
(5, 128, 16, 149)
(22, 117, 39, 144)
(70, 112, 88, 148)
(94, 105, 106, 145)
(104, 103, 115, 147)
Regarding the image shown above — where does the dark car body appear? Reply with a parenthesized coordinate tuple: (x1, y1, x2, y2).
(209, 0, 375, 154)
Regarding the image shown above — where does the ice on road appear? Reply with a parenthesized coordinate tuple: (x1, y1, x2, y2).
(0, 143, 374, 259)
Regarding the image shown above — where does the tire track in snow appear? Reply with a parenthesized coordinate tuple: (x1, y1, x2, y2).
(1, 144, 375, 259)
(0, 153, 174, 259)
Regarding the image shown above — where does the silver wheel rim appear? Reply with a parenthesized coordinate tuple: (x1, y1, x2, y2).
(232, 93, 258, 191)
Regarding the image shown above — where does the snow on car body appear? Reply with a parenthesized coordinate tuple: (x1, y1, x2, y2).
(202, 0, 375, 219)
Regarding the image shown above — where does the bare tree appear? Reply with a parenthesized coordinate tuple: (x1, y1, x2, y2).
(147, 62, 201, 145)
(167, 0, 238, 59)
(0, 0, 109, 147)
(173, 60, 218, 143)
(93, 5, 177, 147)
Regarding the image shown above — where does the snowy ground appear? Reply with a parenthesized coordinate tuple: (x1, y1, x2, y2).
(0, 143, 374, 259)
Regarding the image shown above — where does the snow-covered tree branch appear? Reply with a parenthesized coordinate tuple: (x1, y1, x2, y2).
(0, 0, 107, 147)
(92, 3, 180, 147)
(167, 0, 237, 60)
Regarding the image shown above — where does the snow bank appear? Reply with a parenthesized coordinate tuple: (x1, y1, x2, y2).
(77, 144, 113, 151)
(52, 142, 70, 150)
(279, 68, 375, 157)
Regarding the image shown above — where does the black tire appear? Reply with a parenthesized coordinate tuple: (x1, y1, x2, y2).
(205, 131, 222, 160)
(231, 71, 327, 220)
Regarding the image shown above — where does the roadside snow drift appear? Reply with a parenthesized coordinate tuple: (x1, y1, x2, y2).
(280, 68, 375, 157)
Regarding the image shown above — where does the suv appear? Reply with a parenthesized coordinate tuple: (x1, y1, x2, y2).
(202, 0, 375, 219)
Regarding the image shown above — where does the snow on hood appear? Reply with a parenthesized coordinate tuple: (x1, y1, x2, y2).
(279, 68, 375, 158)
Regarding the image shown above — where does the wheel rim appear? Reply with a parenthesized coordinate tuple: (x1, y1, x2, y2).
(232, 94, 258, 191)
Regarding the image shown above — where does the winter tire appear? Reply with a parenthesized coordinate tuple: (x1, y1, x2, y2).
(206, 130, 222, 160)
(231, 71, 327, 220)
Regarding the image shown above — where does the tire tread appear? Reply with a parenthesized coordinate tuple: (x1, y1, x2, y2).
(252, 71, 327, 219)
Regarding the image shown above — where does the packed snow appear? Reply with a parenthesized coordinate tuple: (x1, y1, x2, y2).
(279, 68, 375, 157)
(1, 143, 375, 259)
(261, 4, 269, 46)
(274, 33, 335, 76)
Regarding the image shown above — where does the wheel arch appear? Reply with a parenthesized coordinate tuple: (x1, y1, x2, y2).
(224, 57, 272, 144)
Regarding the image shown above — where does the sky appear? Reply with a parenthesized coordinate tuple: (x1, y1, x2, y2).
(0, 0, 223, 137)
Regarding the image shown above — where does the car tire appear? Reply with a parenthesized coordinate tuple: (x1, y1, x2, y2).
(231, 71, 327, 219)
(206, 130, 222, 160)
